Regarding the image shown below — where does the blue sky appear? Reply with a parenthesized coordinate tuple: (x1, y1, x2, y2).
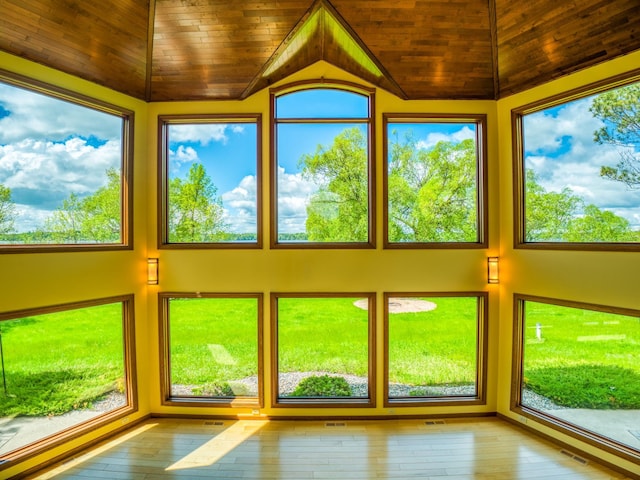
(523, 95, 640, 229)
(168, 123, 258, 234)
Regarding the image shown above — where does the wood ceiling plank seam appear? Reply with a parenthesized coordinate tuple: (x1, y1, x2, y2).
(488, 0, 500, 99)
(145, 0, 157, 102)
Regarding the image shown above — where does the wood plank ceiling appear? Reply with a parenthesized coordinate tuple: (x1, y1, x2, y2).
(0, 0, 638, 102)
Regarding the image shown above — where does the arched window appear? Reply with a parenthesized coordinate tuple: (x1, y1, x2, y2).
(271, 81, 375, 247)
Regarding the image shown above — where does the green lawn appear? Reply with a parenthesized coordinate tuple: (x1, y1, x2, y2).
(0, 303, 124, 417)
(169, 298, 259, 389)
(3, 296, 638, 417)
(523, 301, 640, 409)
(388, 296, 478, 386)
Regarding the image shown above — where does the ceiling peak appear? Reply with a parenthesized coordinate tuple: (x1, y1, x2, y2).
(241, 0, 407, 99)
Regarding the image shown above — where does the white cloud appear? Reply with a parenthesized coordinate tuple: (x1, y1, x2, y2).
(524, 100, 601, 154)
(0, 137, 120, 230)
(169, 124, 231, 145)
(524, 97, 640, 227)
(0, 83, 121, 143)
(416, 125, 475, 150)
(221, 175, 257, 233)
(170, 145, 199, 165)
(276, 166, 317, 233)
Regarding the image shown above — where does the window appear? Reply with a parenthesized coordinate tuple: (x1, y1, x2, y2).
(514, 75, 640, 250)
(383, 115, 487, 247)
(160, 293, 262, 407)
(271, 293, 375, 406)
(159, 115, 262, 247)
(0, 296, 136, 463)
(385, 293, 487, 405)
(0, 70, 133, 252)
(271, 82, 375, 247)
(513, 295, 640, 460)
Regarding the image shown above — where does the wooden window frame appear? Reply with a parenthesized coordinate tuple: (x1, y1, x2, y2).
(270, 292, 376, 408)
(384, 291, 488, 407)
(0, 295, 137, 469)
(158, 114, 263, 249)
(511, 293, 640, 463)
(0, 69, 134, 253)
(159, 292, 264, 408)
(270, 80, 376, 249)
(382, 114, 488, 249)
(512, 70, 640, 251)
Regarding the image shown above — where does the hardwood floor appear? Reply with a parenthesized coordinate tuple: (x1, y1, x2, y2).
(29, 417, 633, 479)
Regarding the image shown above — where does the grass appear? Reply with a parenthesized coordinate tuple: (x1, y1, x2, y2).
(3, 296, 638, 417)
(388, 297, 477, 386)
(277, 297, 370, 376)
(169, 298, 259, 387)
(523, 301, 640, 409)
(0, 303, 124, 417)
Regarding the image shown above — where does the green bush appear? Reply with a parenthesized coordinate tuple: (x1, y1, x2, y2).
(192, 382, 235, 397)
(291, 375, 352, 397)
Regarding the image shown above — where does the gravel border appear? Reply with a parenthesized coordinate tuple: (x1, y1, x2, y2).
(172, 372, 477, 398)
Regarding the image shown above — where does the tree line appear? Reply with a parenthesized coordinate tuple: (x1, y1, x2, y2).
(1, 82, 638, 243)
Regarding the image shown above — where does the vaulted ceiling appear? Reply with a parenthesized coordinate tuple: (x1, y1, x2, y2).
(0, 0, 638, 102)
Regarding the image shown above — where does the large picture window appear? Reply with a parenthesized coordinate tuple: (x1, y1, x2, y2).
(271, 293, 375, 406)
(0, 70, 133, 252)
(160, 293, 262, 407)
(513, 295, 640, 460)
(514, 75, 640, 249)
(383, 115, 487, 247)
(384, 293, 487, 405)
(159, 115, 261, 247)
(0, 296, 136, 462)
(271, 82, 374, 247)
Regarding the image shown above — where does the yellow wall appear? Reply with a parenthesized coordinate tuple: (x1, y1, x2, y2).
(496, 50, 640, 475)
(146, 62, 500, 418)
(0, 51, 152, 478)
(0, 48, 638, 476)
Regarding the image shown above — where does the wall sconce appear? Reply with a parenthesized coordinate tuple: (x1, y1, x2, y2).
(487, 257, 499, 284)
(147, 258, 159, 285)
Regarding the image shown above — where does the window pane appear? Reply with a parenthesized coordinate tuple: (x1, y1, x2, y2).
(167, 297, 259, 399)
(386, 121, 480, 243)
(0, 301, 128, 456)
(387, 296, 479, 400)
(276, 123, 369, 242)
(277, 89, 368, 118)
(166, 120, 259, 244)
(276, 296, 371, 400)
(520, 300, 640, 452)
(522, 82, 640, 243)
(0, 80, 126, 246)
(273, 86, 372, 246)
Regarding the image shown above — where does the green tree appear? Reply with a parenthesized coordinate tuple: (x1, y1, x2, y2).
(80, 168, 121, 242)
(564, 204, 639, 242)
(44, 168, 121, 243)
(169, 163, 226, 242)
(0, 183, 16, 235)
(525, 169, 581, 241)
(299, 127, 369, 242)
(388, 132, 477, 242)
(590, 83, 640, 187)
(44, 193, 86, 242)
(525, 169, 637, 242)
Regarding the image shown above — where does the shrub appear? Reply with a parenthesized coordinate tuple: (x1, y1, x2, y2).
(192, 382, 235, 397)
(291, 375, 352, 397)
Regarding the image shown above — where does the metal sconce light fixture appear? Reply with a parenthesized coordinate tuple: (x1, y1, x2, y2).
(487, 257, 499, 284)
(147, 258, 159, 285)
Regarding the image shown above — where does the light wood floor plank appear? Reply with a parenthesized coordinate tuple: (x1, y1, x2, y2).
(27, 418, 634, 479)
